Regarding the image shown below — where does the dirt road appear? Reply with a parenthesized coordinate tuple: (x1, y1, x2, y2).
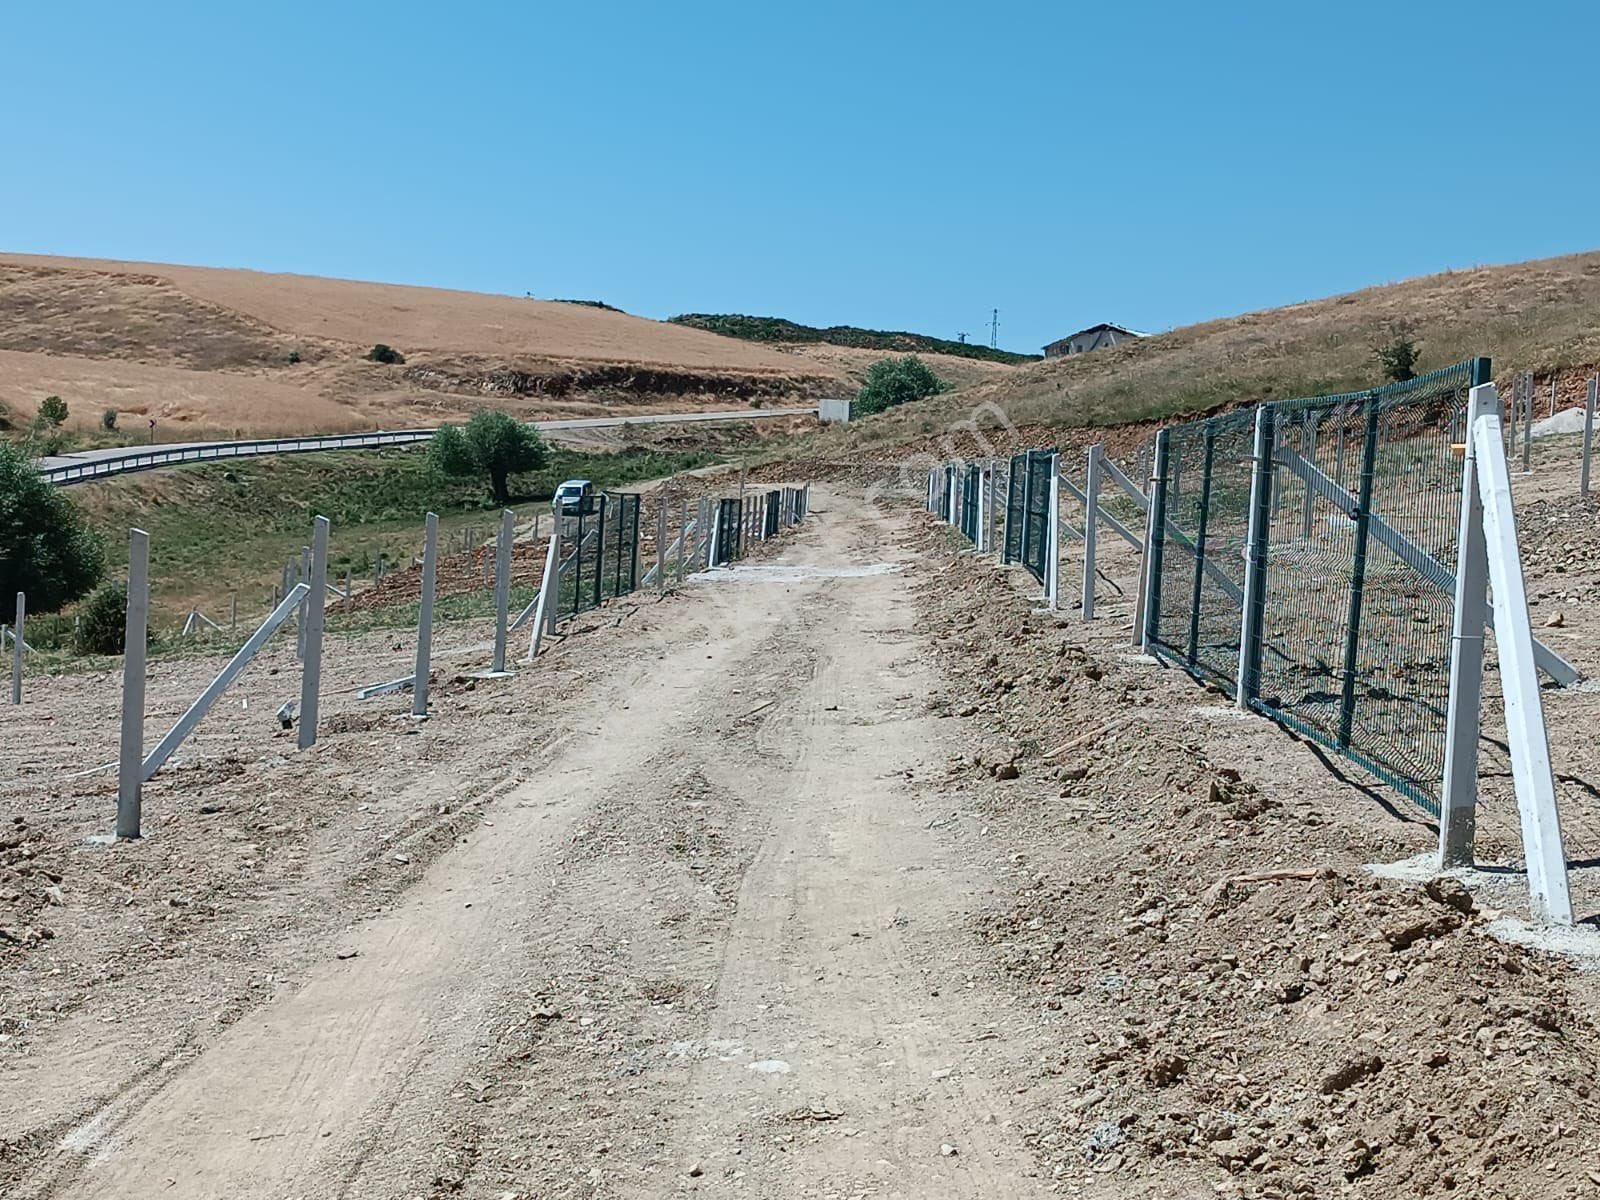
(18, 490, 1049, 1198)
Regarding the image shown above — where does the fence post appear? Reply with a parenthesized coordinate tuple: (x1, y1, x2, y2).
(528, 528, 559, 658)
(1139, 431, 1170, 652)
(1186, 422, 1218, 665)
(1046, 454, 1061, 609)
(655, 496, 667, 591)
(231, 591, 238, 632)
(1082, 446, 1102, 621)
(1521, 371, 1532, 474)
(1236, 405, 1276, 709)
(1583, 376, 1597, 498)
(1439, 382, 1497, 867)
(486, 508, 514, 673)
(296, 546, 310, 661)
(298, 516, 330, 750)
(1472, 400, 1573, 924)
(412, 513, 438, 718)
(116, 529, 150, 839)
(1336, 396, 1382, 749)
(9, 592, 22, 705)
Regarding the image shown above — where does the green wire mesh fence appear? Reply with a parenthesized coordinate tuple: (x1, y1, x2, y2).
(1147, 357, 1491, 812)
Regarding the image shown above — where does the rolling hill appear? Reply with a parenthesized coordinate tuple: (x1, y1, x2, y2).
(822, 250, 1600, 452)
(0, 253, 1014, 439)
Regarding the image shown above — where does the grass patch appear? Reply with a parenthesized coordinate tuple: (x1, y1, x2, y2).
(73, 444, 715, 629)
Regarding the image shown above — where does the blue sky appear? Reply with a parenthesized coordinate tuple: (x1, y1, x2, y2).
(3, 1, 1595, 354)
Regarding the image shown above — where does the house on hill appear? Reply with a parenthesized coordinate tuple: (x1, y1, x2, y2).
(1043, 322, 1146, 358)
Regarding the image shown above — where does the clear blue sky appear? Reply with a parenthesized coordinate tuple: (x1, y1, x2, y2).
(3, 1, 1595, 355)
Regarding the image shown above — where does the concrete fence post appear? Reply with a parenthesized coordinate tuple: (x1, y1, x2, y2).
(1082, 446, 1102, 622)
(413, 513, 439, 718)
(491, 507, 514, 674)
(116, 529, 150, 839)
(10, 592, 23, 705)
(298, 516, 330, 750)
(656, 497, 667, 591)
(1439, 384, 1496, 867)
(1582, 376, 1597, 498)
(528, 527, 560, 658)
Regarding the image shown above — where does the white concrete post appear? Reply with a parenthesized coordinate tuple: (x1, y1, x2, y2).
(412, 513, 439, 718)
(528, 528, 559, 658)
(296, 546, 310, 660)
(1082, 446, 1102, 622)
(116, 529, 150, 839)
(1235, 406, 1274, 707)
(1521, 372, 1532, 474)
(1439, 385, 1495, 868)
(1582, 376, 1597, 498)
(491, 508, 514, 674)
(1472, 404, 1573, 924)
(655, 497, 667, 591)
(298, 516, 330, 750)
(1045, 455, 1061, 609)
(9, 592, 22, 705)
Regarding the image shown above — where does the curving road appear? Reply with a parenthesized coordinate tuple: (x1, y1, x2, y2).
(37, 405, 822, 486)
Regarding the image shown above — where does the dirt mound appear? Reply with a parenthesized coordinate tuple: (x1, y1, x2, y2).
(904, 508, 1600, 1198)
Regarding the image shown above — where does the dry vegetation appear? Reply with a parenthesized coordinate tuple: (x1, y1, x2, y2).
(0, 253, 1011, 438)
(824, 250, 1600, 452)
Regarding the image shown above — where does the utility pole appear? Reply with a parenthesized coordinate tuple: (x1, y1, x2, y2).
(956, 332, 968, 344)
(990, 309, 999, 350)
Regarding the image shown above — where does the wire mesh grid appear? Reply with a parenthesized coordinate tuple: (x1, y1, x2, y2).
(1150, 358, 1484, 812)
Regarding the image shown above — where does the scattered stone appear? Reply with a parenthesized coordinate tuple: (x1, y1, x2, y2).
(1383, 912, 1461, 950)
(993, 763, 1020, 781)
(1319, 1054, 1384, 1094)
(940, 1142, 958, 1157)
(1424, 877, 1475, 915)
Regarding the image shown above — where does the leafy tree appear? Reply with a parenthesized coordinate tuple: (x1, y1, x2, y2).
(1373, 324, 1421, 383)
(367, 343, 406, 365)
(853, 355, 948, 416)
(74, 582, 133, 655)
(38, 395, 68, 426)
(429, 410, 548, 504)
(101, 408, 119, 431)
(0, 440, 105, 611)
(427, 422, 474, 477)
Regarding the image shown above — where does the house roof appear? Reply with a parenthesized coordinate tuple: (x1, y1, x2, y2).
(1046, 322, 1148, 346)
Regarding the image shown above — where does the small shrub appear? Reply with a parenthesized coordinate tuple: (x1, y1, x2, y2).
(367, 343, 406, 365)
(1373, 324, 1420, 383)
(38, 395, 68, 426)
(854, 355, 948, 416)
(101, 408, 118, 431)
(287, 349, 302, 364)
(74, 583, 131, 655)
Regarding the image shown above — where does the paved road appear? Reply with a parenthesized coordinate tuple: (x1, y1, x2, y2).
(37, 405, 821, 482)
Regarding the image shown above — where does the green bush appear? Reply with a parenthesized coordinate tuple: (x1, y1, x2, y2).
(1373, 325, 1420, 383)
(428, 410, 548, 504)
(853, 355, 948, 416)
(38, 395, 68, 426)
(101, 408, 118, 431)
(74, 582, 130, 655)
(287, 349, 301, 364)
(367, 343, 406, 365)
(0, 440, 105, 611)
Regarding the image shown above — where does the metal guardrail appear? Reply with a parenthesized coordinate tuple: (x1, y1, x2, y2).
(37, 405, 828, 487)
(38, 429, 438, 486)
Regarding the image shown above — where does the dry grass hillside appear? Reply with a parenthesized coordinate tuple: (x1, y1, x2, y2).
(829, 250, 1600, 453)
(0, 253, 1010, 438)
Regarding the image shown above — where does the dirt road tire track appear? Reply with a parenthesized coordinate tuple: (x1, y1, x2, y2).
(17, 489, 1049, 1199)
